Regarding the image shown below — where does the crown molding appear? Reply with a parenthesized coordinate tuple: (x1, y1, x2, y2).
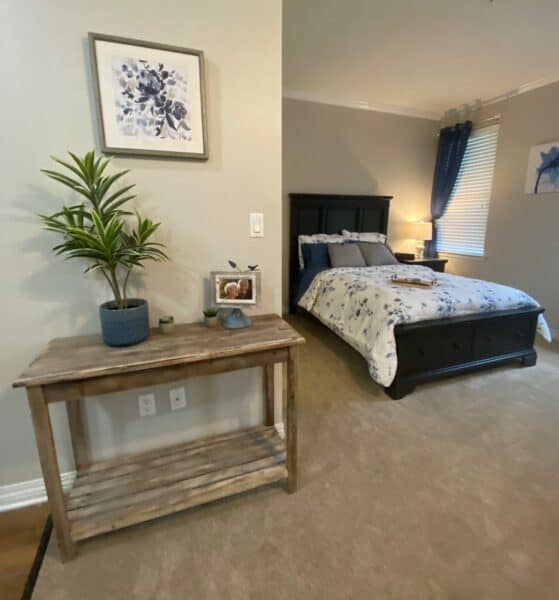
(282, 89, 440, 121)
(483, 74, 559, 106)
(444, 75, 559, 118)
(286, 75, 559, 123)
(516, 74, 559, 96)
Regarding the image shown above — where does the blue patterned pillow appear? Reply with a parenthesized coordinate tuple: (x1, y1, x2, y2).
(295, 267, 326, 303)
(298, 233, 345, 268)
(301, 243, 330, 270)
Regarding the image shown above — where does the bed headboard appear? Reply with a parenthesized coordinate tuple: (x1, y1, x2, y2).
(289, 193, 392, 312)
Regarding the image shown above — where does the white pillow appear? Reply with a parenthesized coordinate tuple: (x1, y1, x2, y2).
(298, 233, 345, 269)
(342, 230, 387, 244)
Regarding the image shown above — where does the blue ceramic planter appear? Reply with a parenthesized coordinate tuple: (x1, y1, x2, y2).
(99, 298, 150, 347)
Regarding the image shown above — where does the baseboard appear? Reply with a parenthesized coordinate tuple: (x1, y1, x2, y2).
(0, 471, 76, 512)
(274, 422, 285, 439)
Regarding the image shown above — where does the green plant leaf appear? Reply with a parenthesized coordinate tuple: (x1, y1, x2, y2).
(100, 185, 136, 211)
(96, 170, 130, 201)
(39, 150, 169, 305)
(40, 170, 90, 196)
(50, 156, 90, 186)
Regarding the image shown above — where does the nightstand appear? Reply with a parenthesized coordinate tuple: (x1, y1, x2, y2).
(395, 255, 447, 273)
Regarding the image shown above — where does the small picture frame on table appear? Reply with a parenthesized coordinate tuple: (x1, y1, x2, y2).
(211, 271, 260, 329)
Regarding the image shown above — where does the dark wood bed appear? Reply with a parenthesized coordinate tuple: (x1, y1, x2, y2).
(289, 193, 543, 399)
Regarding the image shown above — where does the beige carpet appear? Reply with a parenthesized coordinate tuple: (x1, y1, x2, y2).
(35, 314, 559, 599)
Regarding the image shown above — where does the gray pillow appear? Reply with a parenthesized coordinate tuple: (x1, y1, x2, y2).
(358, 242, 399, 266)
(328, 243, 366, 267)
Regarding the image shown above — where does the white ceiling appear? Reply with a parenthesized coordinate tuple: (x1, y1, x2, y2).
(283, 0, 559, 119)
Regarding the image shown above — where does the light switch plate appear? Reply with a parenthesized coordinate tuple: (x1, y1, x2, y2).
(138, 393, 156, 417)
(169, 387, 187, 410)
(249, 213, 264, 237)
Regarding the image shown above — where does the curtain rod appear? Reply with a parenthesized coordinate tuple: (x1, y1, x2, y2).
(479, 114, 500, 123)
(436, 113, 500, 136)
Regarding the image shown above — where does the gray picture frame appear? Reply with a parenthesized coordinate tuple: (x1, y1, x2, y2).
(89, 32, 209, 161)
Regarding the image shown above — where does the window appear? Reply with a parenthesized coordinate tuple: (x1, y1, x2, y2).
(436, 124, 499, 257)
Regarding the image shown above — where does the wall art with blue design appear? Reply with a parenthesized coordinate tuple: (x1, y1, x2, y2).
(525, 141, 559, 194)
(89, 33, 208, 160)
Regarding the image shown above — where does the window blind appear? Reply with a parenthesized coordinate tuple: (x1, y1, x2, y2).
(436, 124, 499, 257)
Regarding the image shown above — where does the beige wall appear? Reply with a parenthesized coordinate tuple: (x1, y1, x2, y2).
(282, 98, 438, 310)
(443, 82, 559, 333)
(0, 0, 282, 486)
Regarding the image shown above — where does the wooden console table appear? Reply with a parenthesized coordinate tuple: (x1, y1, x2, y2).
(13, 314, 304, 561)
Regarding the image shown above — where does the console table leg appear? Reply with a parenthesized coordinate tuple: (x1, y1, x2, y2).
(286, 347, 298, 493)
(263, 363, 275, 426)
(66, 398, 89, 471)
(28, 386, 77, 561)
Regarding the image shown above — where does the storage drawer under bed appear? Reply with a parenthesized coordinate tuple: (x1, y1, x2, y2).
(394, 308, 541, 379)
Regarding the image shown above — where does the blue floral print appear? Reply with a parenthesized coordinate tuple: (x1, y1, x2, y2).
(299, 265, 551, 386)
(112, 57, 191, 140)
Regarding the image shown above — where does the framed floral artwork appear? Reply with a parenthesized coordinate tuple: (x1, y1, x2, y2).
(89, 33, 208, 160)
(525, 141, 559, 194)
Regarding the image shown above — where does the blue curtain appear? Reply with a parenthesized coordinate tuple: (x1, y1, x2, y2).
(425, 121, 473, 257)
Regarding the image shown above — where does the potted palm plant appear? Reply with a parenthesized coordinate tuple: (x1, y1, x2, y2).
(39, 150, 169, 347)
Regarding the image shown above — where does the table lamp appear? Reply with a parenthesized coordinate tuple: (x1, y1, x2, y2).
(409, 221, 432, 259)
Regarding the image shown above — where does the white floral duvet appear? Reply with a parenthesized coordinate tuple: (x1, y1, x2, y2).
(298, 265, 551, 387)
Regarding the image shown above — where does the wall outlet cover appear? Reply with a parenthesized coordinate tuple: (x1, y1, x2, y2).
(138, 393, 156, 417)
(169, 387, 187, 410)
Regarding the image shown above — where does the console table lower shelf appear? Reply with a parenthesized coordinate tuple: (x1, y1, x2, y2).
(68, 426, 286, 542)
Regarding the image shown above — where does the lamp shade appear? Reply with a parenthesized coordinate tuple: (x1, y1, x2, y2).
(409, 220, 432, 241)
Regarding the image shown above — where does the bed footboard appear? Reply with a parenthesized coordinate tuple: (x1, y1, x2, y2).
(386, 307, 543, 400)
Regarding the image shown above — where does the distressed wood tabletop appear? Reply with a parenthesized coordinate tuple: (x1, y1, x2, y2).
(13, 314, 304, 388)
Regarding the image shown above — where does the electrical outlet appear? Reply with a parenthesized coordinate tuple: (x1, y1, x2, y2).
(138, 392, 156, 417)
(169, 387, 187, 411)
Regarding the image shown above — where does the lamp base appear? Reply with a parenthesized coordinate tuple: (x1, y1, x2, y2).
(415, 243, 425, 260)
(222, 308, 252, 330)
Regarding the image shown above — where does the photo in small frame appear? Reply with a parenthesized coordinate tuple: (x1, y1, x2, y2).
(213, 272, 258, 306)
(89, 32, 208, 160)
